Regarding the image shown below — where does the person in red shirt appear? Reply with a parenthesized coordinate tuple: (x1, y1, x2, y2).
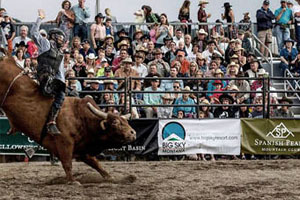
(171, 50, 190, 75)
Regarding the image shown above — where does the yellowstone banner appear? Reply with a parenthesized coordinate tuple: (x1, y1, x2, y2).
(0, 118, 48, 155)
(158, 119, 241, 155)
(242, 119, 300, 155)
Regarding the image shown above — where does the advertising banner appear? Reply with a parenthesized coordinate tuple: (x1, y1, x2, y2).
(242, 119, 300, 155)
(0, 118, 48, 155)
(158, 119, 241, 155)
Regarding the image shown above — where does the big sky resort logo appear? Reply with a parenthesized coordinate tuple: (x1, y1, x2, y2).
(161, 122, 186, 153)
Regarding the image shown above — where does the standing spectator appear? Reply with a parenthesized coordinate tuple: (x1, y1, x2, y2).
(274, 0, 293, 53)
(172, 86, 196, 118)
(48, 0, 75, 41)
(156, 13, 173, 48)
(12, 25, 31, 49)
(90, 13, 106, 51)
(256, 0, 275, 56)
(239, 12, 252, 32)
(279, 38, 298, 76)
(143, 78, 163, 118)
(1, 12, 15, 53)
(293, 0, 300, 51)
(142, 5, 160, 24)
(197, 0, 210, 33)
(105, 18, 114, 36)
(221, 2, 235, 39)
(178, 0, 191, 34)
(72, 0, 91, 41)
(134, 7, 145, 31)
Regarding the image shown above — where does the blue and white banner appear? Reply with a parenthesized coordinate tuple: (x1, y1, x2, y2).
(158, 119, 241, 155)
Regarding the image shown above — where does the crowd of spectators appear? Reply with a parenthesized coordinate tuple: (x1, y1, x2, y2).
(0, 0, 299, 119)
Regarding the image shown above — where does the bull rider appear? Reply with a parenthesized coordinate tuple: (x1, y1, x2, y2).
(30, 9, 66, 135)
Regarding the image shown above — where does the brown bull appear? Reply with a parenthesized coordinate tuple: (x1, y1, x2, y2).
(0, 55, 136, 183)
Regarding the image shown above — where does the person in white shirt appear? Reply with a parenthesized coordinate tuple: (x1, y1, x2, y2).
(184, 34, 193, 56)
(12, 25, 31, 49)
(132, 52, 148, 78)
(172, 28, 184, 47)
(202, 40, 222, 64)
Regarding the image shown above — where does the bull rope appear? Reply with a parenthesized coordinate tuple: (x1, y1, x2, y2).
(0, 70, 26, 108)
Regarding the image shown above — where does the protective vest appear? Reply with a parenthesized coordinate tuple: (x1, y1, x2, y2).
(37, 47, 63, 77)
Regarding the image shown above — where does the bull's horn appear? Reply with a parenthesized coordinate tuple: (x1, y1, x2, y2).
(100, 120, 107, 130)
(87, 102, 108, 119)
(121, 114, 131, 120)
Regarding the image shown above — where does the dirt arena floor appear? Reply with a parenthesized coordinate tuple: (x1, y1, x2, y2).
(1, 160, 300, 200)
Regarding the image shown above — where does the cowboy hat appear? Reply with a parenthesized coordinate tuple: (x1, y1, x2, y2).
(86, 53, 98, 60)
(223, 2, 232, 8)
(105, 35, 114, 42)
(121, 57, 133, 64)
(87, 68, 95, 74)
(161, 93, 174, 100)
(198, 29, 208, 36)
(198, 0, 209, 5)
(279, 96, 293, 105)
(103, 79, 115, 84)
(182, 86, 191, 91)
(214, 68, 224, 77)
(200, 99, 210, 105)
(228, 85, 239, 91)
(219, 94, 234, 104)
(227, 62, 239, 69)
(117, 40, 129, 49)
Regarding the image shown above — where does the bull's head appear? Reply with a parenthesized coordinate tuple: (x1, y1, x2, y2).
(87, 102, 136, 144)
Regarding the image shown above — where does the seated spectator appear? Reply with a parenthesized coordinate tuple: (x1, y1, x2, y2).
(66, 69, 82, 92)
(235, 100, 252, 118)
(85, 53, 97, 71)
(212, 53, 226, 74)
(177, 110, 185, 119)
(83, 80, 101, 104)
(171, 50, 190, 75)
(188, 70, 206, 101)
(192, 29, 208, 53)
(279, 38, 298, 76)
(72, 54, 87, 84)
(99, 90, 113, 110)
(161, 35, 173, 54)
(63, 49, 75, 72)
(290, 52, 300, 81)
(132, 30, 144, 52)
(184, 61, 199, 86)
(205, 60, 220, 77)
(143, 77, 163, 118)
(170, 81, 183, 101)
(143, 63, 161, 88)
(115, 57, 141, 92)
(228, 71, 251, 103)
(250, 68, 266, 99)
(164, 40, 177, 64)
(245, 59, 261, 85)
(242, 52, 257, 72)
(213, 94, 235, 118)
(105, 45, 115, 66)
(71, 36, 82, 50)
(12, 25, 31, 49)
(210, 80, 224, 102)
(160, 67, 184, 91)
(187, 43, 199, 62)
(199, 99, 214, 118)
(229, 54, 239, 65)
(101, 80, 119, 104)
(149, 23, 159, 44)
(112, 49, 128, 73)
(105, 99, 119, 115)
(206, 69, 227, 98)
(96, 58, 111, 77)
(105, 17, 114, 36)
(79, 39, 96, 61)
(251, 97, 263, 118)
(196, 53, 208, 74)
(172, 86, 196, 118)
(225, 39, 236, 64)
(13, 48, 25, 68)
(173, 28, 184, 47)
(83, 68, 95, 89)
(118, 93, 140, 119)
(237, 30, 252, 55)
(184, 34, 193, 57)
(225, 62, 239, 80)
(228, 84, 239, 104)
(202, 40, 222, 63)
(234, 46, 246, 66)
(273, 96, 294, 117)
(132, 52, 148, 78)
(148, 48, 170, 77)
(157, 94, 174, 118)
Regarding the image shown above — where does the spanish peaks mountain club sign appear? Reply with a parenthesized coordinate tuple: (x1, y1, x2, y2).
(242, 119, 300, 155)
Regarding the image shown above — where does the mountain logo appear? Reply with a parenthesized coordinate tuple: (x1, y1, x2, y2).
(266, 122, 294, 139)
(162, 122, 186, 141)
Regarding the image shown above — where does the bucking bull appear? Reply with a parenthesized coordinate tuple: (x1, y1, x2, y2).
(0, 54, 136, 184)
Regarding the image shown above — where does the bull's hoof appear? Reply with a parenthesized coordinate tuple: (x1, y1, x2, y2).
(67, 180, 81, 186)
(103, 175, 114, 182)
